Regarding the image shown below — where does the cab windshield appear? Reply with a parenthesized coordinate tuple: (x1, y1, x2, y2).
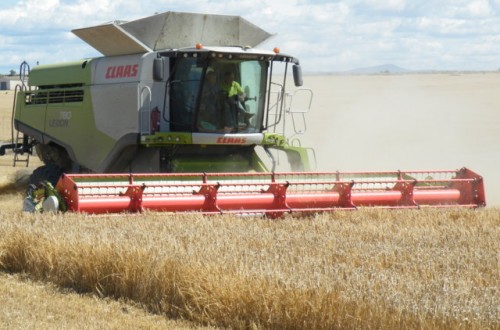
(170, 57, 267, 133)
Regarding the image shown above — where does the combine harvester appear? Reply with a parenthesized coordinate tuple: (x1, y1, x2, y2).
(1, 12, 485, 216)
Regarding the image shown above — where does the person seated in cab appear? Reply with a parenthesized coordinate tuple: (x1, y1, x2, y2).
(220, 71, 254, 132)
(221, 71, 246, 102)
(197, 68, 239, 133)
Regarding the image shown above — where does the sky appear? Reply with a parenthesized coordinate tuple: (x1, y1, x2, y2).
(1, 0, 500, 74)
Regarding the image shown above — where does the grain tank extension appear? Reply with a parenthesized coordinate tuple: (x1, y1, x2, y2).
(2, 11, 486, 215)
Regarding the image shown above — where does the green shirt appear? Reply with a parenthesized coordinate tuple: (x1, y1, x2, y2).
(221, 81, 244, 97)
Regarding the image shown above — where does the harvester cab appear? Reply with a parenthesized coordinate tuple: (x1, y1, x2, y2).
(137, 44, 313, 173)
(3, 11, 486, 215)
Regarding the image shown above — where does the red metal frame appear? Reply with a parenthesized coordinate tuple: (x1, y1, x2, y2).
(55, 168, 486, 217)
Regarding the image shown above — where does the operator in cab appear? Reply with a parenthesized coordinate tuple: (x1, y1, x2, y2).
(221, 71, 246, 102)
(220, 71, 253, 132)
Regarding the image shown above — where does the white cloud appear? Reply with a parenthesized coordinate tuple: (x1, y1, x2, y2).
(416, 17, 466, 34)
(447, 0, 494, 18)
(347, 18, 402, 36)
(1, 0, 500, 73)
(362, 0, 406, 12)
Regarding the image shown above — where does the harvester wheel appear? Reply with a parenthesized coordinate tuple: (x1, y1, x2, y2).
(35, 144, 72, 171)
(29, 163, 64, 187)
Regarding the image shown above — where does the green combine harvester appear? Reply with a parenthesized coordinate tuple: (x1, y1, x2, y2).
(0, 11, 485, 216)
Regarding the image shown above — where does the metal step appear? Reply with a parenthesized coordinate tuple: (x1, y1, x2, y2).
(13, 133, 30, 167)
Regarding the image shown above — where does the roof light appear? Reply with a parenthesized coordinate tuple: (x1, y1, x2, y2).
(273, 47, 280, 54)
(195, 43, 203, 49)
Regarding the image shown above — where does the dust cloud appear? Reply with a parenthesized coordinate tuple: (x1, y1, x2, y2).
(299, 73, 500, 206)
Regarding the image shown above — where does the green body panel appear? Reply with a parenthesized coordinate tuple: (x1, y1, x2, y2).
(141, 132, 192, 146)
(16, 60, 120, 171)
(174, 145, 313, 173)
(14, 92, 45, 135)
(166, 146, 273, 173)
(42, 85, 117, 170)
(261, 133, 287, 147)
(137, 131, 311, 172)
(29, 61, 92, 86)
(170, 154, 260, 172)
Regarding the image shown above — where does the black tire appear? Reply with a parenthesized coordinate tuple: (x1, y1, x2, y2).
(28, 163, 64, 187)
(35, 144, 72, 171)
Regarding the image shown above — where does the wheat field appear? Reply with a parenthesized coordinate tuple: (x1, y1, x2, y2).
(0, 180, 498, 328)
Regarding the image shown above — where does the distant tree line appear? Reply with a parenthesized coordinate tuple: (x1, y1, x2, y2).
(0, 70, 17, 77)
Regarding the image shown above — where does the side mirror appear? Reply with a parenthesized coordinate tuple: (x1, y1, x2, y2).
(293, 64, 303, 87)
(153, 58, 165, 81)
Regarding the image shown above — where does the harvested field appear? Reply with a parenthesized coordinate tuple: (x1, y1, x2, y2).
(0, 91, 15, 143)
(0, 273, 202, 329)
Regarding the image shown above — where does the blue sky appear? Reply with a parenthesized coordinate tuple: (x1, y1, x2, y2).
(1, 0, 500, 74)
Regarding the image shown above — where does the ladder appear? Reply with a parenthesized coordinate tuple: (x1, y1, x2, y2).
(12, 132, 31, 167)
(12, 61, 32, 167)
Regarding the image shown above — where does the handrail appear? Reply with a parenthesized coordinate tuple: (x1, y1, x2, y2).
(139, 85, 152, 135)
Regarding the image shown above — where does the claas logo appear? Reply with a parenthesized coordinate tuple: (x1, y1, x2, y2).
(105, 64, 139, 79)
(216, 137, 247, 144)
